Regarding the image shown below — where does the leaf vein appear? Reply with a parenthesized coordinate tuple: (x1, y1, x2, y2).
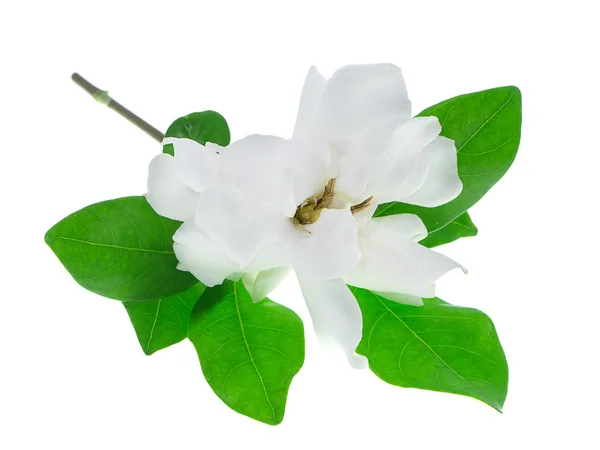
(249, 344, 292, 360)
(374, 293, 493, 405)
(113, 204, 143, 248)
(456, 93, 513, 153)
(146, 299, 162, 352)
(47, 236, 175, 255)
(460, 133, 518, 157)
(206, 337, 244, 383)
(429, 344, 501, 368)
(244, 324, 301, 344)
(234, 282, 276, 419)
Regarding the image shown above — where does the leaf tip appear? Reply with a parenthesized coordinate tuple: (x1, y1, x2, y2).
(44, 223, 59, 249)
(44, 228, 53, 247)
(264, 414, 284, 426)
(506, 85, 521, 97)
(497, 85, 522, 109)
(142, 346, 156, 356)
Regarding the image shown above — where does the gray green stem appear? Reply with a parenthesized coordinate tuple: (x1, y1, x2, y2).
(71, 73, 165, 143)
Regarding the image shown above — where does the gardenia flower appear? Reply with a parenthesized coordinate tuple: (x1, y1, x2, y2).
(146, 64, 464, 367)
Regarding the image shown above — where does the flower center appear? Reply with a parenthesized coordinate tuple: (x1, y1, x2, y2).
(292, 178, 374, 232)
(292, 178, 336, 229)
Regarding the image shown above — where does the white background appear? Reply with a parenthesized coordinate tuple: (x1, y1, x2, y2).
(1, 1, 599, 448)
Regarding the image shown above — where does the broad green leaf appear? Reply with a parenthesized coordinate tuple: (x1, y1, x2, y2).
(419, 212, 478, 248)
(163, 110, 231, 155)
(45, 196, 197, 301)
(188, 281, 304, 425)
(124, 283, 206, 355)
(375, 86, 522, 232)
(353, 287, 508, 412)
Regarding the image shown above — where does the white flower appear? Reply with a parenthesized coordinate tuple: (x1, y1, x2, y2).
(145, 64, 464, 368)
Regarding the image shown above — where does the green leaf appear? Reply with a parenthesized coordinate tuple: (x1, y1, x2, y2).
(419, 212, 478, 248)
(45, 196, 197, 301)
(123, 283, 206, 355)
(188, 281, 305, 425)
(375, 86, 522, 232)
(354, 287, 508, 412)
(164, 110, 231, 155)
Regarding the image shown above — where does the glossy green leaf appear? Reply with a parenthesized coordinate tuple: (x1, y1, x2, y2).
(45, 196, 197, 301)
(188, 281, 304, 425)
(123, 283, 206, 355)
(354, 287, 508, 411)
(419, 212, 478, 248)
(375, 86, 522, 232)
(163, 110, 231, 155)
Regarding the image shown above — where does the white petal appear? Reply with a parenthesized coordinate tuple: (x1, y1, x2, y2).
(367, 117, 441, 202)
(400, 136, 463, 207)
(388, 116, 442, 160)
(288, 135, 330, 205)
(244, 232, 291, 272)
(289, 207, 361, 280)
(366, 117, 444, 202)
(345, 220, 463, 298)
(195, 184, 277, 266)
(145, 154, 199, 221)
(226, 273, 244, 282)
(332, 141, 369, 201)
(373, 291, 423, 306)
(370, 213, 427, 241)
(298, 277, 368, 368)
(293, 66, 327, 138)
(173, 222, 240, 287)
(352, 200, 378, 232)
(219, 134, 295, 214)
(372, 152, 431, 204)
(165, 138, 220, 192)
(243, 266, 291, 302)
(316, 63, 411, 142)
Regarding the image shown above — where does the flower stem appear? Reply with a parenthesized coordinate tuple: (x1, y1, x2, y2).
(71, 73, 165, 143)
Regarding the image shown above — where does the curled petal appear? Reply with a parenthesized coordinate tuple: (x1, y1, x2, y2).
(146, 154, 199, 221)
(346, 220, 464, 298)
(367, 117, 444, 202)
(373, 291, 423, 306)
(243, 266, 291, 302)
(289, 208, 361, 280)
(388, 116, 442, 160)
(370, 213, 428, 242)
(173, 222, 240, 287)
(372, 152, 431, 204)
(298, 277, 368, 369)
(400, 136, 463, 207)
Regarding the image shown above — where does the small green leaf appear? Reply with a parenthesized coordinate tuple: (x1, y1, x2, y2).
(45, 196, 197, 301)
(188, 281, 305, 425)
(419, 212, 478, 248)
(375, 86, 522, 232)
(162, 143, 175, 156)
(164, 110, 231, 154)
(124, 283, 206, 355)
(354, 287, 508, 412)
